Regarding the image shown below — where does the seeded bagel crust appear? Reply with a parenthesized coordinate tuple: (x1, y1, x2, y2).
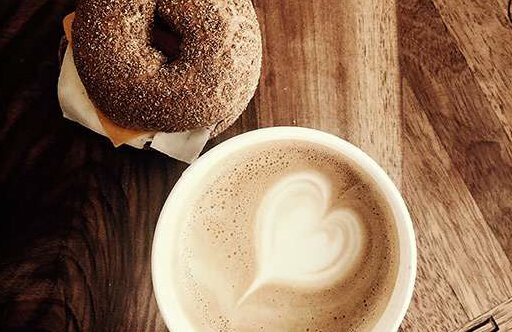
(72, 0, 262, 134)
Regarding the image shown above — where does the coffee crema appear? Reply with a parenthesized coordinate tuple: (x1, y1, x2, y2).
(173, 140, 399, 332)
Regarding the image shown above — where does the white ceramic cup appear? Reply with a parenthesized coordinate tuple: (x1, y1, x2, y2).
(152, 127, 417, 332)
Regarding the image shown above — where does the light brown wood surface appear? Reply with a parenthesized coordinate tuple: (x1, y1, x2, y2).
(398, 0, 512, 330)
(455, 298, 512, 332)
(1, 0, 512, 331)
(219, 0, 402, 184)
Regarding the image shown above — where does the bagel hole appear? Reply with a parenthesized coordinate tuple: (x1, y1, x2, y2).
(151, 14, 182, 62)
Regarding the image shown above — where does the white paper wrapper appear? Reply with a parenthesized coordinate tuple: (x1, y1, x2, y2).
(57, 45, 211, 163)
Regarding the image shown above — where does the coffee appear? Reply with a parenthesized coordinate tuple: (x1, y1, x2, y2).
(173, 140, 399, 331)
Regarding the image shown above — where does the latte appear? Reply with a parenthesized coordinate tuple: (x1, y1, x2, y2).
(173, 140, 399, 332)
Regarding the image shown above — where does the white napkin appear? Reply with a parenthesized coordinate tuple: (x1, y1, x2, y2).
(57, 45, 211, 163)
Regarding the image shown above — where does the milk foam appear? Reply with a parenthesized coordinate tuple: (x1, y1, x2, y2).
(175, 141, 399, 332)
(238, 171, 364, 305)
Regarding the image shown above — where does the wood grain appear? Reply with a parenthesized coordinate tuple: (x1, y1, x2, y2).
(426, 0, 512, 267)
(432, 0, 512, 141)
(398, 0, 512, 330)
(399, 79, 512, 331)
(247, 0, 402, 184)
(1, 0, 512, 331)
(454, 298, 512, 332)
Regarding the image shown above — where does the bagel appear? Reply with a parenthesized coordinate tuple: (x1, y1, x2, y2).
(72, 0, 262, 136)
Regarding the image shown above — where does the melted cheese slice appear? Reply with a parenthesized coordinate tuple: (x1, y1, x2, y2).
(63, 12, 151, 147)
(63, 12, 74, 43)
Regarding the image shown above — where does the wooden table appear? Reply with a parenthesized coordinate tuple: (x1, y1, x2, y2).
(1, 0, 511, 331)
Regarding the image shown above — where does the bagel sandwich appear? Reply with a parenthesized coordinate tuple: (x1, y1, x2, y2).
(58, 1, 262, 162)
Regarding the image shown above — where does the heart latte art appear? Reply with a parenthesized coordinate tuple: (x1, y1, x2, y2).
(239, 172, 364, 305)
(174, 141, 399, 332)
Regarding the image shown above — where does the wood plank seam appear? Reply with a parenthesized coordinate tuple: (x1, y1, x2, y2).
(418, 0, 512, 271)
(399, 0, 512, 324)
(405, 76, 512, 307)
(430, 0, 512, 147)
(464, 316, 498, 332)
(453, 298, 512, 332)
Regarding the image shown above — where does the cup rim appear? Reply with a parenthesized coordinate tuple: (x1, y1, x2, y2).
(152, 126, 417, 332)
